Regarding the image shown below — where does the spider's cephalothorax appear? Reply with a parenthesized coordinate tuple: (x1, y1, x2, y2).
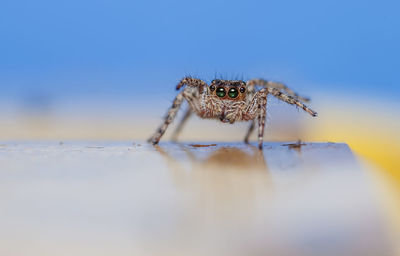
(208, 79, 247, 102)
(148, 77, 317, 150)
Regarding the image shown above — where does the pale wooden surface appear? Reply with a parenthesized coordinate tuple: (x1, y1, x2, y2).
(0, 142, 396, 256)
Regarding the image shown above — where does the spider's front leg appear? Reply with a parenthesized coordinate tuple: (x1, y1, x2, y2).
(170, 108, 192, 142)
(170, 78, 207, 141)
(244, 89, 269, 150)
(148, 92, 185, 145)
(176, 77, 207, 92)
(148, 77, 207, 145)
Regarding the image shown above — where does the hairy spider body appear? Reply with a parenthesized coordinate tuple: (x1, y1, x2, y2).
(149, 77, 317, 150)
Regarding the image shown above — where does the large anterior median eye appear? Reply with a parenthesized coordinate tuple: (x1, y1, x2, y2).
(216, 87, 226, 97)
(228, 88, 239, 98)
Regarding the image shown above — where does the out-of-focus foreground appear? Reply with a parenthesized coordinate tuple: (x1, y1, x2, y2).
(0, 142, 397, 256)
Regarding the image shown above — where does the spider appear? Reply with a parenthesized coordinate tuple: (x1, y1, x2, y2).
(148, 77, 317, 150)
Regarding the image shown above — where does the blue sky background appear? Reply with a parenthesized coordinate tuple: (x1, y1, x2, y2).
(1, 0, 399, 105)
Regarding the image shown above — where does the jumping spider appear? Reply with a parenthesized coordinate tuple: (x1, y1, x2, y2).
(148, 77, 317, 150)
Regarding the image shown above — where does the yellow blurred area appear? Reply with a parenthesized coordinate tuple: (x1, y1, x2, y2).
(304, 99, 400, 243)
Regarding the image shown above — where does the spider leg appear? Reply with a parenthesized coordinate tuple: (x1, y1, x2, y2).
(148, 92, 185, 145)
(243, 121, 255, 144)
(247, 78, 310, 102)
(244, 89, 268, 150)
(149, 77, 207, 145)
(256, 93, 268, 150)
(257, 106, 267, 150)
(171, 108, 192, 142)
(171, 87, 204, 139)
(176, 77, 207, 92)
(267, 87, 317, 117)
(244, 87, 317, 149)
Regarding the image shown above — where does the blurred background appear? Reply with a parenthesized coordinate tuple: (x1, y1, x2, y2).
(1, 0, 399, 237)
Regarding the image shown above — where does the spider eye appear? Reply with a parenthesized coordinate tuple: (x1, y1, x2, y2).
(240, 87, 245, 93)
(216, 87, 226, 97)
(228, 88, 239, 98)
(209, 85, 215, 91)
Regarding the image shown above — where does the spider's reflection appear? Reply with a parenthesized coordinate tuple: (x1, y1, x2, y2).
(155, 143, 268, 172)
(155, 143, 271, 207)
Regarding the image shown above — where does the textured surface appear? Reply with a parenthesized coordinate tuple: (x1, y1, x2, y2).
(0, 142, 396, 256)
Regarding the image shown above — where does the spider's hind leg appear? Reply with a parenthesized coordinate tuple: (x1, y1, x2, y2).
(171, 108, 192, 142)
(148, 92, 185, 145)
